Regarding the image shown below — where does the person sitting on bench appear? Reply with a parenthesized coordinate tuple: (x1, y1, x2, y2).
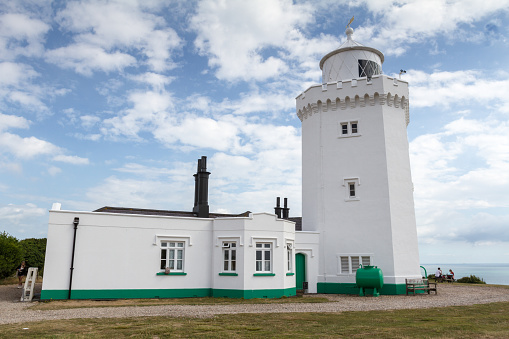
(435, 267, 443, 282)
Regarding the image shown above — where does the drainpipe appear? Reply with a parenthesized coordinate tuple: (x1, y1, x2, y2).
(68, 217, 79, 300)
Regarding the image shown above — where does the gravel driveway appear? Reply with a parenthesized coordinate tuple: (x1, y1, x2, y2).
(1, 283, 508, 325)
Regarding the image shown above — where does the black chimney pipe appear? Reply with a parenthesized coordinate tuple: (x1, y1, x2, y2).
(282, 198, 290, 219)
(193, 156, 210, 218)
(68, 217, 79, 300)
(274, 197, 283, 218)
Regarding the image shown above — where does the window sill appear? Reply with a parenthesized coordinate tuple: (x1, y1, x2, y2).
(253, 273, 275, 276)
(286, 273, 295, 276)
(156, 272, 187, 276)
(338, 134, 362, 139)
(219, 273, 238, 276)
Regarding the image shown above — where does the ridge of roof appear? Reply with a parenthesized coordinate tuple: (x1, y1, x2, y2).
(93, 206, 251, 218)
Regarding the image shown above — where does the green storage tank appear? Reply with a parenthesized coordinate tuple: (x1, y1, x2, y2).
(356, 265, 384, 297)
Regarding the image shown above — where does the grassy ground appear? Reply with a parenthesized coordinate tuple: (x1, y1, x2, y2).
(1, 302, 508, 338)
(31, 295, 331, 310)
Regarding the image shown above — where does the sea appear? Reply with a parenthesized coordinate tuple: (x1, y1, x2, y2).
(420, 263, 509, 285)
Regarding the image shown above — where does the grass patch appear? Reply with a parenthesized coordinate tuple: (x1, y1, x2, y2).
(1, 302, 509, 338)
(31, 295, 330, 311)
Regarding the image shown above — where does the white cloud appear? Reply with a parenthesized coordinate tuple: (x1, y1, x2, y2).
(350, 0, 509, 55)
(0, 112, 30, 131)
(0, 12, 50, 59)
(80, 115, 101, 128)
(86, 175, 193, 210)
(0, 113, 91, 165)
(101, 90, 174, 139)
(52, 155, 90, 165)
(47, 0, 183, 74)
(45, 43, 136, 76)
(406, 70, 509, 112)
(0, 132, 60, 158)
(48, 166, 62, 176)
(0, 62, 57, 113)
(190, 0, 322, 82)
(0, 62, 39, 87)
(410, 116, 509, 245)
(0, 203, 46, 223)
(129, 72, 174, 92)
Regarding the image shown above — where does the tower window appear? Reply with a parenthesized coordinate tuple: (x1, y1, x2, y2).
(358, 60, 381, 79)
(349, 183, 356, 197)
(338, 121, 360, 138)
(343, 177, 360, 201)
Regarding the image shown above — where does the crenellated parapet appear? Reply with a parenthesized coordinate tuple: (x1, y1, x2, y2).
(296, 75, 410, 125)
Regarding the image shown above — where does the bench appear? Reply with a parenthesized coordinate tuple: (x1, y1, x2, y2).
(443, 275, 455, 283)
(405, 278, 437, 295)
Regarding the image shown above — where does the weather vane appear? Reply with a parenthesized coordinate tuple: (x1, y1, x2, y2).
(346, 16, 354, 28)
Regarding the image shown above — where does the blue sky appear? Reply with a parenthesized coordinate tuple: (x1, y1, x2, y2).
(1, 0, 508, 264)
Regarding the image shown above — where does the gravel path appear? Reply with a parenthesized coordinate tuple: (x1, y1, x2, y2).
(1, 283, 508, 325)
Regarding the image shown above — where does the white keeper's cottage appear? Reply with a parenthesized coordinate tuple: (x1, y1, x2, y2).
(41, 26, 421, 300)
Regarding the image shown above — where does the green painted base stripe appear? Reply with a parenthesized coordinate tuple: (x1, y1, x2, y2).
(41, 287, 297, 300)
(317, 282, 408, 295)
(41, 288, 210, 300)
(213, 287, 296, 299)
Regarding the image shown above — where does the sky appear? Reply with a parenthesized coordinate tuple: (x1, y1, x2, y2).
(1, 0, 508, 264)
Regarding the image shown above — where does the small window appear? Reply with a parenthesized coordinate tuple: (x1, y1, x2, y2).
(223, 242, 237, 272)
(362, 256, 371, 266)
(256, 243, 272, 272)
(344, 178, 360, 201)
(287, 244, 293, 272)
(351, 122, 358, 134)
(160, 241, 185, 272)
(349, 183, 356, 197)
(339, 121, 360, 137)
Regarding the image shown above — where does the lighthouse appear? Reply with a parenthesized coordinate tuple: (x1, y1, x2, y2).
(296, 25, 421, 294)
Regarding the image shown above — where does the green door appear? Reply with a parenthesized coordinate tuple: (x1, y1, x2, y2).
(295, 253, 306, 290)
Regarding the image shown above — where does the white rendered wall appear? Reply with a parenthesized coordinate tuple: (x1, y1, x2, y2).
(43, 210, 214, 292)
(295, 231, 320, 293)
(212, 214, 296, 293)
(297, 75, 421, 286)
(42, 209, 302, 296)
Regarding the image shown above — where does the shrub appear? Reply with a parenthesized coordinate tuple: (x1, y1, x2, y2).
(0, 232, 23, 279)
(456, 275, 486, 284)
(19, 238, 47, 276)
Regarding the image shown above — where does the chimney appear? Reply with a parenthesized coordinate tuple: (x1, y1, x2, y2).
(193, 156, 210, 218)
(274, 197, 283, 218)
(282, 198, 290, 219)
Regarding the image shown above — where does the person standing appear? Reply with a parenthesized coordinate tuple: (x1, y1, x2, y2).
(16, 261, 27, 288)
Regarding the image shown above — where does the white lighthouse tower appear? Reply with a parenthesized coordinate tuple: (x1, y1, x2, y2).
(296, 25, 421, 294)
